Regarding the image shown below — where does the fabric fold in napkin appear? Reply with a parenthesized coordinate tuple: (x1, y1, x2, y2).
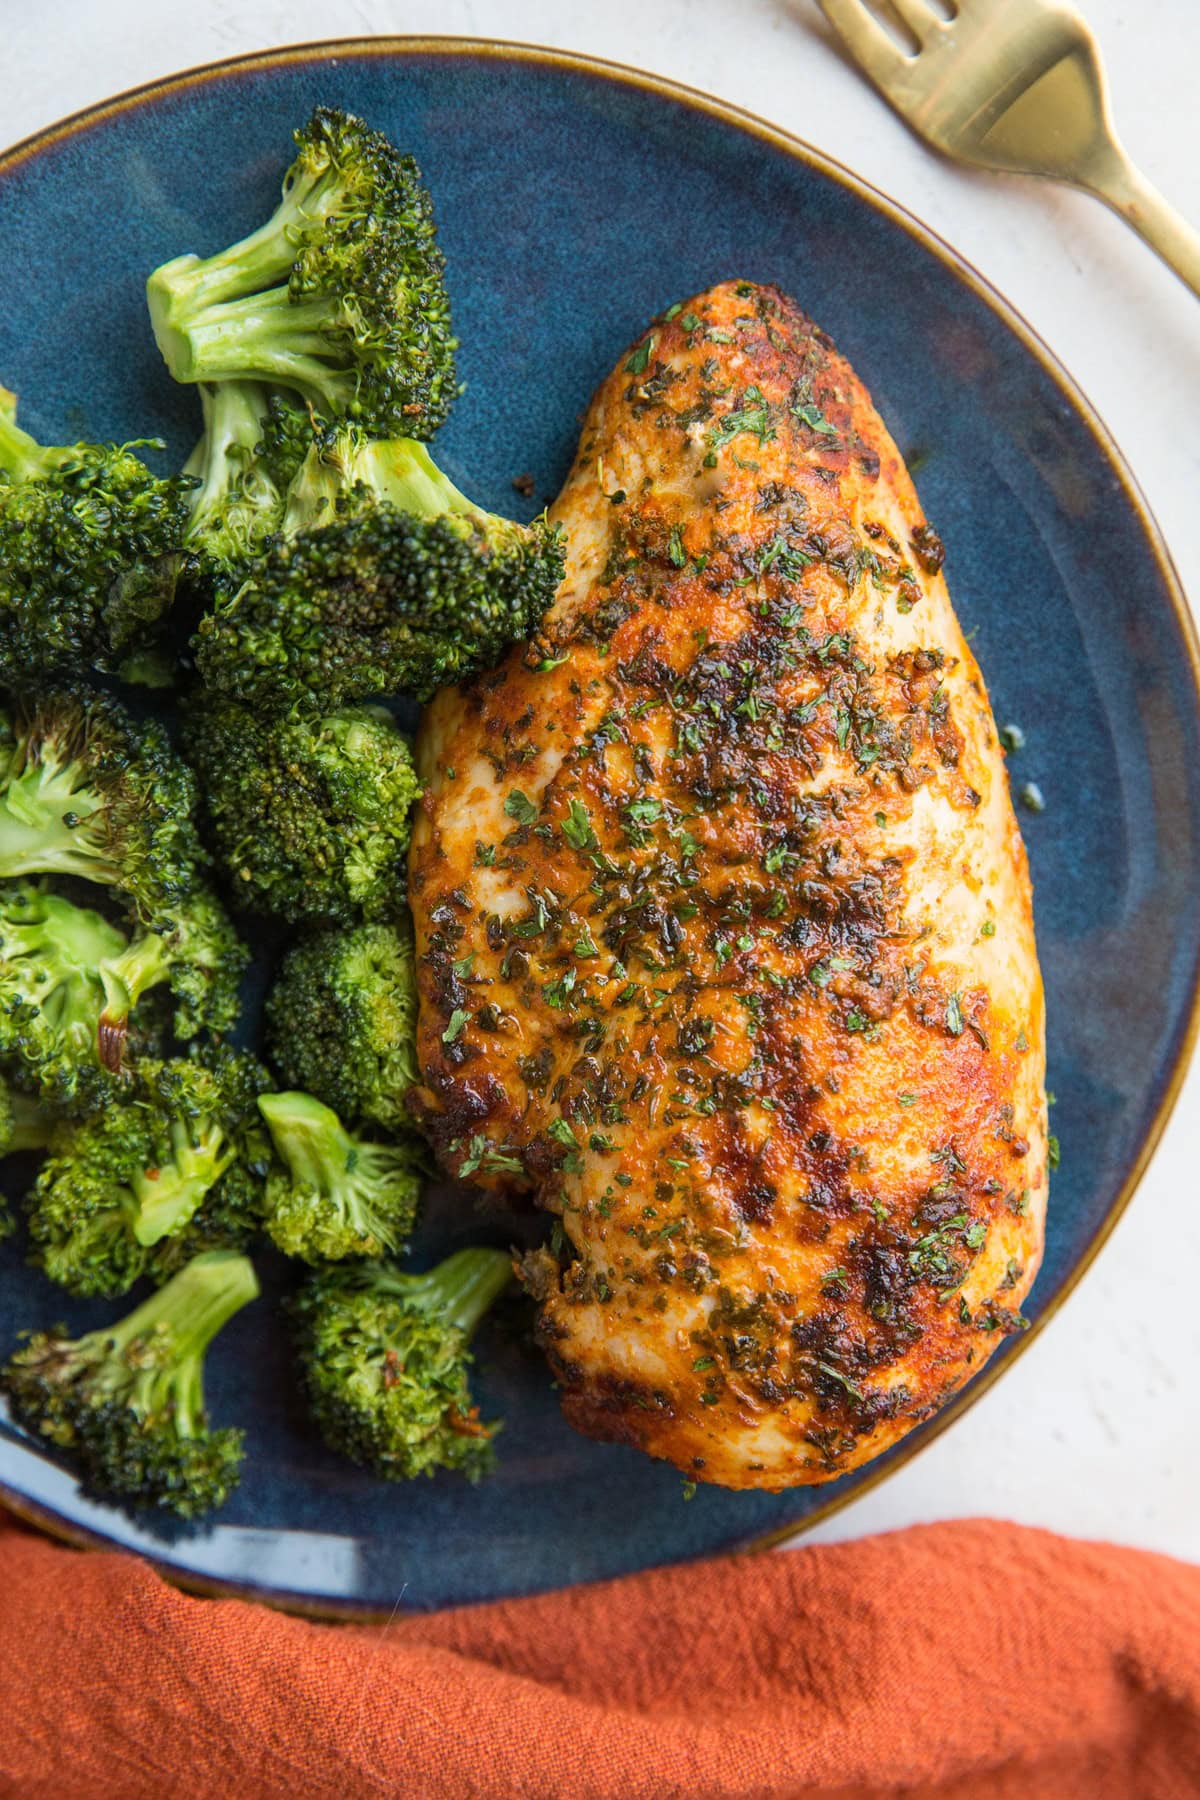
(2, 1514, 1199, 1798)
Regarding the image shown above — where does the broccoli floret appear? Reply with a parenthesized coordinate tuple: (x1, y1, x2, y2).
(97, 885, 249, 1068)
(181, 380, 288, 572)
(0, 386, 191, 685)
(265, 921, 417, 1132)
(147, 107, 457, 441)
(184, 695, 420, 924)
(1, 1249, 258, 1517)
(191, 427, 564, 708)
(25, 1050, 268, 1297)
(289, 1248, 510, 1480)
(0, 687, 207, 915)
(0, 879, 221, 1100)
(0, 881, 136, 1110)
(257, 1090, 420, 1262)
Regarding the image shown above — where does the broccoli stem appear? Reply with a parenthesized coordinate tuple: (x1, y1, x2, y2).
(149, 227, 301, 324)
(358, 439, 483, 523)
(283, 436, 488, 539)
(0, 758, 115, 885)
(12, 891, 126, 971)
(85, 1250, 258, 1434)
(184, 380, 273, 531)
(257, 1089, 421, 1260)
(0, 391, 97, 485)
(98, 931, 171, 1065)
(128, 1119, 235, 1247)
(154, 289, 350, 404)
(259, 1090, 391, 1198)
(0, 396, 50, 483)
(1, 892, 124, 1072)
(0, 389, 82, 485)
(147, 168, 349, 328)
(42, 983, 106, 1069)
(257, 1090, 353, 1191)
(377, 1247, 513, 1337)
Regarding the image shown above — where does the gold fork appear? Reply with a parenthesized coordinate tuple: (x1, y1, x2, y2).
(817, 0, 1200, 297)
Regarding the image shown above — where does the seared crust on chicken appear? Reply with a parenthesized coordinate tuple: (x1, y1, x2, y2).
(408, 280, 1047, 1490)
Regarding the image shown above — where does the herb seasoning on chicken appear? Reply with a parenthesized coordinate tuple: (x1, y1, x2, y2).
(408, 281, 1047, 1492)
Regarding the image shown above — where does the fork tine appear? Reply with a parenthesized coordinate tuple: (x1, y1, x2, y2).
(886, 0, 945, 42)
(817, 0, 912, 83)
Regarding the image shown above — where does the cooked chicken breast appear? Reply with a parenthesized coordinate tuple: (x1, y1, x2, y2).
(409, 281, 1047, 1491)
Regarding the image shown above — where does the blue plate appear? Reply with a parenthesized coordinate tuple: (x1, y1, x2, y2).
(1, 39, 1197, 1616)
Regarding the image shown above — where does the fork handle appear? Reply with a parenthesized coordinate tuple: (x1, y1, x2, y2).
(1086, 148, 1200, 300)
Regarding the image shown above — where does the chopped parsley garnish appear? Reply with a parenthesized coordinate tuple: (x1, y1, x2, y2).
(792, 399, 839, 437)
(442, 1008, 469, 1044)
(543, 969, 577, 1009)
(708, 386, 775, 453)
(561, 799, 598, 851)
(511, 893, 550, 938)
(457, 1136, 525, 1180)
(504, 789, 538, 825)
(625, 334, 656, 375)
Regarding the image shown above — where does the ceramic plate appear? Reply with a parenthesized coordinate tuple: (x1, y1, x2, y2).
(1, 39, 1197, 1616)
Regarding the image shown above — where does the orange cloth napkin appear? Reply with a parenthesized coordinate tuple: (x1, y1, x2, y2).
(2, 1513, 1199, 1798)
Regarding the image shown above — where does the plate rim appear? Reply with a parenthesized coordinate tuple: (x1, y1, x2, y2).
(1, 32, 1198, 1620)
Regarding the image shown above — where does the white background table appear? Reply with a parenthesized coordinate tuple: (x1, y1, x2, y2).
(6, 0, 1198, 1560)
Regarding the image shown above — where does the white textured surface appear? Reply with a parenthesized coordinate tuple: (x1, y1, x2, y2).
(5, 0, 1198, 1559)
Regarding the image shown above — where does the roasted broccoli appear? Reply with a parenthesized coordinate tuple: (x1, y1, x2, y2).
(0, 878, 234, 1096)
(25, 1051, 268, 1297)
(1, 1249, 258, 1517)
(181, 380, 288, 572)
(184, 695, 419, 924)
(265, 921, 417, 1132)
(257, 1090, 420, 1262)
(147, 106, 457, 440)
(0, 688, 207, 916)
(191, 425, 564, 708)
(289, 1248, 510, 1480)
(0, 386, 191, 685)
(0, 881, 135, 1110)
(97, 885, 248, 1068)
